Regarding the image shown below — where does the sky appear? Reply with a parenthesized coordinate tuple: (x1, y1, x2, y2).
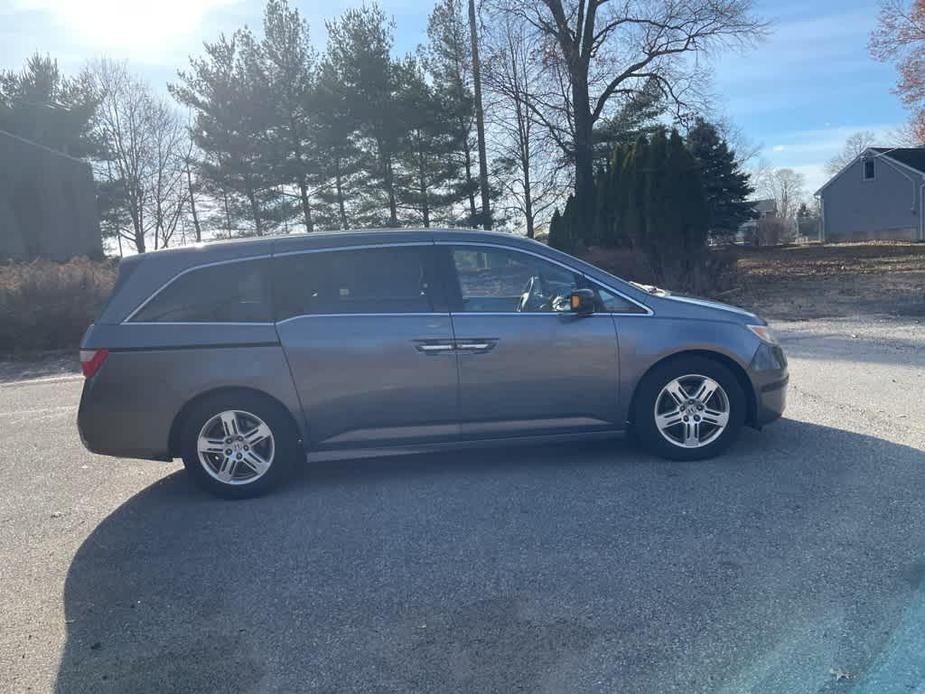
(0, 0, 909, 194)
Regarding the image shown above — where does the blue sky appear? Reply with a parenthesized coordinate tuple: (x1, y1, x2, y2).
(0, 0, 907, 193)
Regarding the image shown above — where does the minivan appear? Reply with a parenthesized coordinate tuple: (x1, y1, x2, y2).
(78, 230, 788, 498)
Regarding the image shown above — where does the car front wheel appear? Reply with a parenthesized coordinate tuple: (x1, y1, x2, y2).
(633, 356, 746, 461)
(180, 392, 299, 498)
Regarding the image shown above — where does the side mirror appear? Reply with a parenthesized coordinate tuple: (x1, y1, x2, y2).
(566, 288, 595, 316)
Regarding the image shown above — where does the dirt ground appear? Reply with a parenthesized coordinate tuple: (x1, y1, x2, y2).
(719, 242, 925, 320)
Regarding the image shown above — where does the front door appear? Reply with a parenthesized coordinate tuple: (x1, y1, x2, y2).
(441, 244, 622, 439)
(273, 244, 459, 449)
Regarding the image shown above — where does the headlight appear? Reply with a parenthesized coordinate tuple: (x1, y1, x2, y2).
(747, 324, 777, 344)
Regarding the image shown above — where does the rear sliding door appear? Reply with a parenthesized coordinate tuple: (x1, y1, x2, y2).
(273, 244, 460, 449)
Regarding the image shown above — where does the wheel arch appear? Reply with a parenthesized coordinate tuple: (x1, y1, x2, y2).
(168, 386, 305, 458)
(628, 349, 758, 428)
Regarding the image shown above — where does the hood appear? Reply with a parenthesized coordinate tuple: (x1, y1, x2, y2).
(649, 291, 761, 323)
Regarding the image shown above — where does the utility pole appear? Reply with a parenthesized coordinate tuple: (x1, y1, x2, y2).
(468, 0, 491, 229)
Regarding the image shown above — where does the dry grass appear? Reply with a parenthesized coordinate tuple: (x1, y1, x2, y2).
(724, 242, 925, 319)
(0, 257, 117, 354)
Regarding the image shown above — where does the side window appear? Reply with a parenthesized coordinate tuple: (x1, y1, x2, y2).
(594, 286, 648, 314)
(863, 159, 875, 180)
(274, 246, 435, 320)
(450, 246, 579, 312)
(131, 258, 271, 323)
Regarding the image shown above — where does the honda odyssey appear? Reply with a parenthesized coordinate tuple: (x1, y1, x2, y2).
(78, 230, 788, 498)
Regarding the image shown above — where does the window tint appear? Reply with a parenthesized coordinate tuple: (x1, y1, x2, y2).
(451, 246, 579, 312)
(596, 286, 648, 313)
(131, 259, 271, 323)
(274, 246, 434, 319)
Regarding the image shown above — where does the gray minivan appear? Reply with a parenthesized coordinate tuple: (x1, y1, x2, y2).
(78, 229, 788, 498)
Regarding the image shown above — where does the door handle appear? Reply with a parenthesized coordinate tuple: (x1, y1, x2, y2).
(454, 339, 498, 354)
(414, 341, 455, 354)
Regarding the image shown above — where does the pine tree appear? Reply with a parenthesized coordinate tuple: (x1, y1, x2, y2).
(313, 54, 366, 229)
(422, 0, 478, 225)
(643, 128, 671, 279)
(324, 6, 403, 226)
(260, 0, 319, 232)
(171, 30, 282, 235)
(395, 58, 467, 226)
(0, 54, 98, 158)
(548, 197, 577, 253)
(621, 136, 648, 251)
(685, 118, 753, 241)
(548, 207, 564, 249)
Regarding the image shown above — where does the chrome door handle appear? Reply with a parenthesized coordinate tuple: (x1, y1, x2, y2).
(454, 339, 498, 354)
(414, 341, 455, 354)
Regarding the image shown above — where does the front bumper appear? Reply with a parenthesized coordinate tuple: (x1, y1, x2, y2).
(749, 342, 788, 426)
(755, 373, 788, 425)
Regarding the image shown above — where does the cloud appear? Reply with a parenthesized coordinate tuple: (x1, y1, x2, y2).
(756, 123, 903, 193)
(11, 0, 241, 55)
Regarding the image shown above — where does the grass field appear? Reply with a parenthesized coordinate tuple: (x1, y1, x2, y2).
(720, 242, 925, 320)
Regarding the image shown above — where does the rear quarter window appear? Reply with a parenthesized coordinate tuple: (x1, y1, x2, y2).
(130, 258, 272, 323)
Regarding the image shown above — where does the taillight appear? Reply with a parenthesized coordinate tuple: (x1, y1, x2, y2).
(79, 349, 109, 378)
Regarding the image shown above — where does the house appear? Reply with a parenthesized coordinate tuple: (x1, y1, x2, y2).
(0, 128, 102, 260)
(735, 198, 777, 245)
(816, 147, 925, 243)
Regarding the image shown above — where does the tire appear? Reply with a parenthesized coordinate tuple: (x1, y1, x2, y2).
(179, 391, 300, 499)
(632, 355, 746, 461)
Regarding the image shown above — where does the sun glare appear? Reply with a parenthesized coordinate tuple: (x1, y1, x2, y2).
(14, 0, 238, 51)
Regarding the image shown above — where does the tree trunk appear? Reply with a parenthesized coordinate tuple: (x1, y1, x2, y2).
(222, 190, 232, 232)
(382, 152, 398, 227)
(418, 151, 430, 228)
(335, 159, 348, 229)
(246, 187, 263, 236)
(463, 143, 478, 225)
(514, 90, 534, 239)
(298, 176, 314, 232)
(523, 163, 534, 239)
(468, 0, 491, 229)
(186, 164, 202, 243)
(572, 74, 595, 235)
(133, 210, 146, 254)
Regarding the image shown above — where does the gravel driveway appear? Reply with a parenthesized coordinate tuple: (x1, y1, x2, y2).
(1, 316, 922, 693)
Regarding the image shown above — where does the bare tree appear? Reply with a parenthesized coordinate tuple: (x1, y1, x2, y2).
(488, 0, 765, 230)
(468, 0, 492, 228)
(870, 0, 925, 142)
(89, 60, 188, 253)
(483, 11, 567, 237)
(148, 104, 190, 249)
(826, 131, 878, 175)
(757, 167, 805, 237)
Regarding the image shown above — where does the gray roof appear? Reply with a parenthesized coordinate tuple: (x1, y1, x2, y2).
(750, 199, 776, 215)
(870, 147, 925, 174)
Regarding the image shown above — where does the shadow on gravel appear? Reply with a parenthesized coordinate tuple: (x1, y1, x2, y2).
(56, 421, 925, 694)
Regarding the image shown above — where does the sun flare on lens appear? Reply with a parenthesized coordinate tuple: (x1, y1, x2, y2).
(13, 0, 238, 51)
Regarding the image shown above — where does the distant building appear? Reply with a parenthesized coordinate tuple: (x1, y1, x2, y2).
(735, 198, 777, 245)
(0, 129, 102, 260)
(816, 147, 925, 243)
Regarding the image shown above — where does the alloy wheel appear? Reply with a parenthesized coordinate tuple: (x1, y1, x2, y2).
(653, 374, 730, 449)
(196, 410, 275, 485)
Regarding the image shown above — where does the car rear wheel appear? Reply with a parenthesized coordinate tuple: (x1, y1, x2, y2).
(180, 392, 299, 499)
(632, 356, 746, 461)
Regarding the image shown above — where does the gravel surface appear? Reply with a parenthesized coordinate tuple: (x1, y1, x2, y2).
(0, 316, 922, 694)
